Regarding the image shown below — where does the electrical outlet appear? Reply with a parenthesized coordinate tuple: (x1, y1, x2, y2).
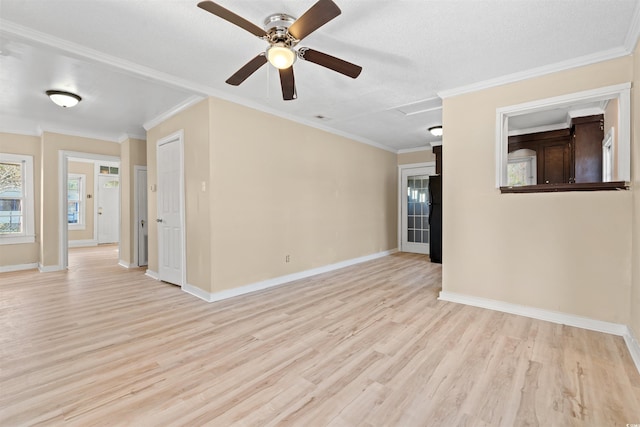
(285, 255, 290, 263)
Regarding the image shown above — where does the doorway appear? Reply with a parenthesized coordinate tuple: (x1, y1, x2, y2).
(135, 166, 148, 267)
(399, 164, 435, 254)
(156, 131, 185, 286)
(59, 151, 120, 270)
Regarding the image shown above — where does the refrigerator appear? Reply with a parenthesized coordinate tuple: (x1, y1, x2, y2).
(428, 175, 442, 264)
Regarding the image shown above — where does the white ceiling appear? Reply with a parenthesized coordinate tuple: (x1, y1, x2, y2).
(0, 0, 638, 150)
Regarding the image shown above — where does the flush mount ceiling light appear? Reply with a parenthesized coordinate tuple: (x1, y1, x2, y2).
(428, 126, 443, 137)
(46, 90, 81, 108)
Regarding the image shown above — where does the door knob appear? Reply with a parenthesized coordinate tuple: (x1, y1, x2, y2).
(141, 219, 145, 227)
(156, 218, 163, 223)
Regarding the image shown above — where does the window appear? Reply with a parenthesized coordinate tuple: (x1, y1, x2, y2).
(0, 153, 35, 244)
(67, 174, 85, 229)
(507, 151, 536, 186)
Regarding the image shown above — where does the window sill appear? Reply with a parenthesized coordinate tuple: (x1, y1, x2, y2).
(500, 181, 629, 194)
(68, 224, 86, 231)
(0, 235, 36, 245)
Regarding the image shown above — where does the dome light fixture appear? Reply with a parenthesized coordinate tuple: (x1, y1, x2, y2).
(46, 90, 82, 108)
(428, 126, 443, 137)
(266, 43, 296, 69)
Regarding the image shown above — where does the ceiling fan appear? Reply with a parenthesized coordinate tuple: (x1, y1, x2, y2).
(197, 0, 362, 101)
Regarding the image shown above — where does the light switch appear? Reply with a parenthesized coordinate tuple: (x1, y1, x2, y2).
(201, 181, 206, 192)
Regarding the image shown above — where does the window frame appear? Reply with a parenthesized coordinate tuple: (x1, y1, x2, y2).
(496, 83, 630, 192)
(67, 173, 86, 230)
(0, 153, 35, 245)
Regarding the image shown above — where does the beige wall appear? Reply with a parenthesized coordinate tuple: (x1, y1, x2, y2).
(397, 149, 436, 165)
(630, 42, 640, 339)
(442, 55, 634, 324)
(0, 133, 41, 267)
(119, 138, 147, 266)
(67, 161, 95, 241)
(147, 97, 397, 295)
(40, 132, 120, 268)
(208, 98, 397, 293)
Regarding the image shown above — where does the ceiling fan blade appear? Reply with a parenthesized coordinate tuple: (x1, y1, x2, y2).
(298, 48, 362, 79)
(287, 0, 341, 41)
(226, 54, 268, 86)
(197, 1, 267, 38)
(279, 67, 297, 101)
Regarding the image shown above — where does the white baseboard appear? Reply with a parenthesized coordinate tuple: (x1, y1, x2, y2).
(182, 248, 398, 303)
(145, 270, 159, 280)
(68, 239, 98, 248)
(624, 328, 640, 374)
(38, 263, 64, 272)
(439, 291, 640, 374)
(0, 263, 38, 273)
(118, 260, 135, 269)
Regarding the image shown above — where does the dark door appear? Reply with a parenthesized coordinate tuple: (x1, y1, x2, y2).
(428, 175, 442, 264)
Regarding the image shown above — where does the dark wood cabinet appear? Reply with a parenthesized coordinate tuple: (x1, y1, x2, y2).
(432, 145, 442, 175)
(507, 114, 604, 186)
(572, 115, 604, 183)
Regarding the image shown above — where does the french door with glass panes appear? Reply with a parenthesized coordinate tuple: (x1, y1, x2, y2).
(400, 165, 435, 254)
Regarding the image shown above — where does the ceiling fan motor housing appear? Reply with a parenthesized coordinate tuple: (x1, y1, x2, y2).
(264, 13, 298, 46)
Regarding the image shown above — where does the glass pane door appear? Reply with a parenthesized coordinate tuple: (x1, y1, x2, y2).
(400, 165, 435, 254)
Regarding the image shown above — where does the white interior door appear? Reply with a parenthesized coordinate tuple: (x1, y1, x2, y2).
(157, 136, 184, 285)
(136, 167, 148, 266)
(400, 166, 435, 254)
(97, 175, 120, 244)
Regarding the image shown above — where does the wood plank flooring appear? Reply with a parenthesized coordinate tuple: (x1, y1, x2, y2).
(1, 245, 639, 426)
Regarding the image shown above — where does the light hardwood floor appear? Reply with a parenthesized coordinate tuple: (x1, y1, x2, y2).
(1, 245, 639, 426)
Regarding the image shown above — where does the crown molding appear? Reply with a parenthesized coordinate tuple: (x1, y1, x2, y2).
(624, 0, 640, 52)
(0, 19, 212, 96)
(397, 146, 431, 154)
(143, 95, 206, 131)
(39, 125, 124, 143)
(429, 141, 442, 148)
(0, 20, 397, 154)
(438, 46, 629, 99)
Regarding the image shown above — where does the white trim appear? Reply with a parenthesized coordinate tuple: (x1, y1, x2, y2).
(438, 47, 629, 99)
(623, 329, 640, 374)
(40, 125, 129, 144)
(0, 20, 212, 96)
(145, 269, 159, 280)
(182, 249, 398, 303)
(507, 123, 568, 137)
(496, 83, 631, 187)
(67, 239, 98, 248)
(623, 0, 640, 52)
(438, 291, 628, 335)
(438, 291, 640, 374)
(38, 263, 63, 272)
(0, 263, 37, 273)
(429, 141, 442, 148)
(118, 260, 135, 269)
(397, 146, 430, 154)
(143, 96, 206, 131)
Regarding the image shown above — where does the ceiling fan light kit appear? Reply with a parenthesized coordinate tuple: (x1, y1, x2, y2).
(46, 90, 81, 108)
(197, 0, 362, 101)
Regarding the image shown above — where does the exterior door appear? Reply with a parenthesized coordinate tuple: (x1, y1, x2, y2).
(97, 175, 120, 244)
(136, 167, 148, 266)
(157, 136, 184, 285)
(400, 166, 435, 254)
